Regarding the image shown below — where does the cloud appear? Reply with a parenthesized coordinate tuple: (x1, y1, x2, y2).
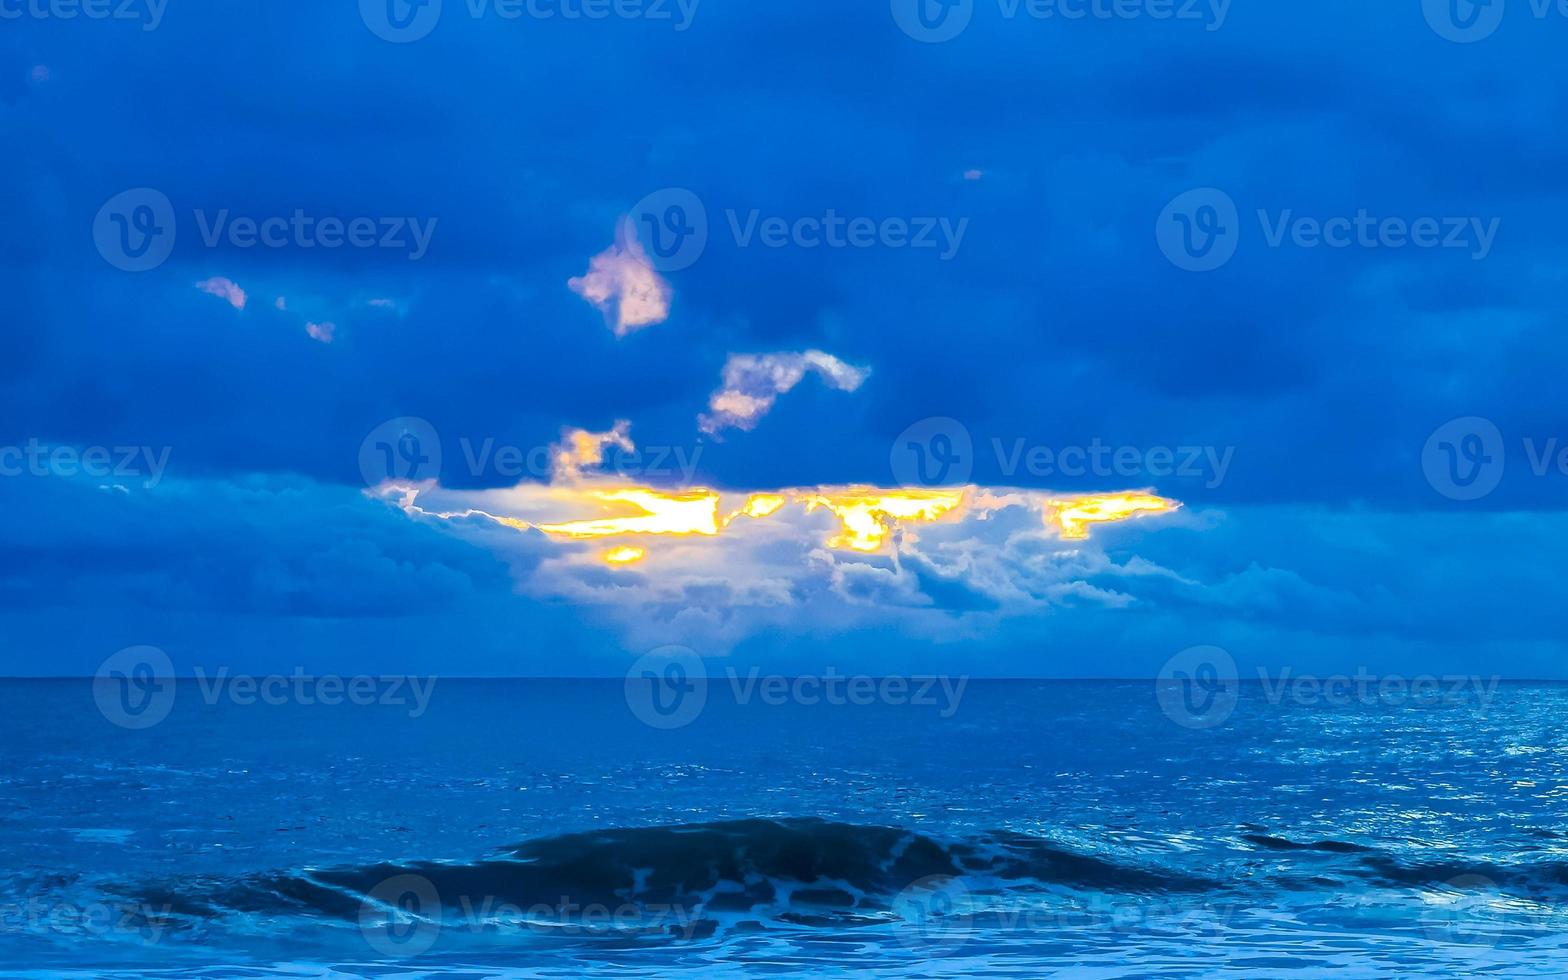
(550, 421, 635, 481)
(195, 277, 246, 310)
(373, 423, 1182, 650)
(305, 321, 335, 344)
(699, 351, 869, 435)
(567, 217, 672, 336)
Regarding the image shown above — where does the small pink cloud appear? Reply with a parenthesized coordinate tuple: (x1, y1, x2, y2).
(367, 297, 397, 309)
(195, 277, 246, 310)
(306, 321, 335, 344)
(963, 169, 984, 181)
(274, 296, 287, 311)
(567, 217, 672, 337)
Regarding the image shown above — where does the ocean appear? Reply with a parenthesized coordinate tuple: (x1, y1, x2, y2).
(3, 677, 1565, 977)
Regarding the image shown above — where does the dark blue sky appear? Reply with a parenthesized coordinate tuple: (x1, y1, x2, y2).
(2, 1, 1565, 676)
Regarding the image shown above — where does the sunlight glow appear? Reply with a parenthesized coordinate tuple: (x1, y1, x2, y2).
(535, 488, 722, 538)
(799, 487, 967, 552)
(603, 545, 648, 565)
(1044, 492, 1179, 539)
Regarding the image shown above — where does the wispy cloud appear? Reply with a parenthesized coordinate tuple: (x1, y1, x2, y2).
(567, 217, 672, 336)
(699, 350, 869, 435)
(195, 276, 246, 310)
(305, 321, 335, 344)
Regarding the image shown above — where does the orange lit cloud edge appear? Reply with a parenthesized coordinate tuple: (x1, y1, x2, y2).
(375, 426, 1181, 565)
(392, 481, 1178, 563)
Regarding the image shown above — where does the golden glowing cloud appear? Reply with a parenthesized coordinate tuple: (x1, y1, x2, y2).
(527, 486, 971, 554)
(737, 493, 786, 519)
(799, 487, 967, 552)
(535, 488, 722, 538)
(1044, 493, 1179, 540)
(397, 482, 1179, 562)
(378, 425, 1182, 568)
(603, 545, 647, 565)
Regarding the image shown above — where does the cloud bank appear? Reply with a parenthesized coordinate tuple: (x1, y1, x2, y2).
(370, 425, 1181, 650)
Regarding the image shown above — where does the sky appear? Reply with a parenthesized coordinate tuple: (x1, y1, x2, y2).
(2, 0, 1566, 677)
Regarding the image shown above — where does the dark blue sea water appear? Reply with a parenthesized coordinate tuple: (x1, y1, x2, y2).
(3, 678, 1566, 977)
